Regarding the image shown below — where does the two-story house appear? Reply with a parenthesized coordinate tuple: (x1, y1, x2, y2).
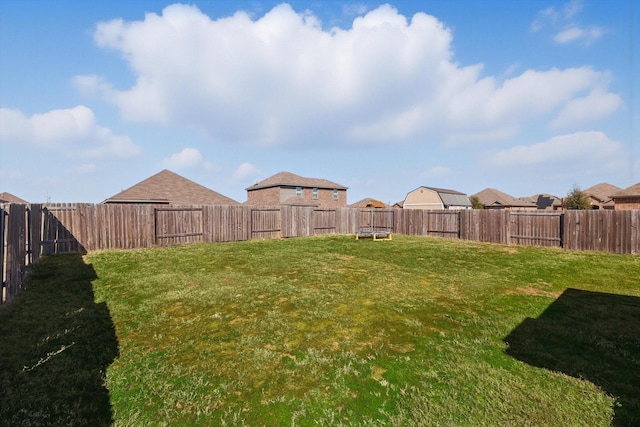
(245, 171, 348, 207)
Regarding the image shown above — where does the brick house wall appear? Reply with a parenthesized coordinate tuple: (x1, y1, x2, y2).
(246, 187, 280, 205)
(614, 197, 640, 210)
(314, 188, 347, 207)
(246, 186, 347, 207)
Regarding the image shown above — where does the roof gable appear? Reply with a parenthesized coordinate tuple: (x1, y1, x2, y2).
(583, 183, 621, 202)
(349, 198, 388, 208)
(246, 171, 347, 191)
(419, 186, 465, 195)
(472, 188, 534, 208)
(103, 170, 238, 205)
(0, 192, 28, 204)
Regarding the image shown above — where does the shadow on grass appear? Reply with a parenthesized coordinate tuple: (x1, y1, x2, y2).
(504, 288, 640, 427)
(0, 253, 119, 426)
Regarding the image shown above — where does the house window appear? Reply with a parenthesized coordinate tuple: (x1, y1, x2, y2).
(313, 188, 318, 199)
(333, 189, 338, 200)
(296, 186, 302, 197)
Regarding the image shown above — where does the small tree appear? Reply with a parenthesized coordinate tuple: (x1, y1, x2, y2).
(564, 185, 591, 210)
(470, 196, 484, 209)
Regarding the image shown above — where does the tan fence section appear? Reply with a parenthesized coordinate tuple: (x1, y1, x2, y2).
(2, 203, 639, 305)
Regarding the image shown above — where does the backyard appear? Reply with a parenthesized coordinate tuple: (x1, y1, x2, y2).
(1, 235, 638, 426)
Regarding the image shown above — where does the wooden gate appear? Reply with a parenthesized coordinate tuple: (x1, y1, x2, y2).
(313, 208, 337, 235)
(425, 211, 460, 239)
(41, 205, 83, 254)
(509, 212, 563, 247)
(250, 207, 281, 239)
(154, 207, 204, 246)
(357, 209, 394, 233)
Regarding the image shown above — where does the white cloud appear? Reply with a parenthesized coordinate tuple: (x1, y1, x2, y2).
(531, 0, 583, 32)
(162, 147, 204, 170)
(72, 74, 114, 97)
(341, 3, 369, 17)
(550, 88, 622, 129)
(562, 0, 583, 19)
(0, 105, 141, 158)
(531, 0, 605, 46)
(78, 3, 620, 147)
(554, 26, 606, 45)
(232, 162, 261, 181)
(489, 131, 623, 167)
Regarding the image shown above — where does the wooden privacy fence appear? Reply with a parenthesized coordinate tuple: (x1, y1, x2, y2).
(2, 203, 638, 305)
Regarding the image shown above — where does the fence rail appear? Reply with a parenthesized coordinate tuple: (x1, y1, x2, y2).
(1, 203, 638, 305)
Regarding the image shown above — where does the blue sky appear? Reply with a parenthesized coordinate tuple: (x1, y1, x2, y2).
(1, 0, 638, 204)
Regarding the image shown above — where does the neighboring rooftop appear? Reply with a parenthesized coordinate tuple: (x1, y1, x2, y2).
(0, 192, 28, 204)
(246, 171, 347, 191)
(102, 169, 239, 205)
(612, 182, 640, 198)
(349, 198, 388, 209)
(472, 188, 535, 208)
(527, 194, 563, 210)
(583, 183, 622, 203)
(424, 187, 471, 208)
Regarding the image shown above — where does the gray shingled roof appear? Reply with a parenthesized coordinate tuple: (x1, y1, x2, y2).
(102, 169, 239, 205)
(439, 193, 472, 208)
(246, 171, 347, 191)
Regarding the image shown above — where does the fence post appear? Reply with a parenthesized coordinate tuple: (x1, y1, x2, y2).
(559, 212, 565, 248)
(1, 206, 6, 304)
(631, 211, 638, 254)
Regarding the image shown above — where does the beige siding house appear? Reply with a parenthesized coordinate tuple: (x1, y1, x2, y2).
(102, 170, 238, 205)
(403, 186, 471, 210)
(245, 171, 348, 207)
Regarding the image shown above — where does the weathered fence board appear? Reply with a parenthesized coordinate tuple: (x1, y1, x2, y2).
(2, 204, 27, 304)
(1, 206, 7, 303)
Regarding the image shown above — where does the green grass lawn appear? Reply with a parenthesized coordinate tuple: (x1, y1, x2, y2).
(2, 235, 639, 426)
